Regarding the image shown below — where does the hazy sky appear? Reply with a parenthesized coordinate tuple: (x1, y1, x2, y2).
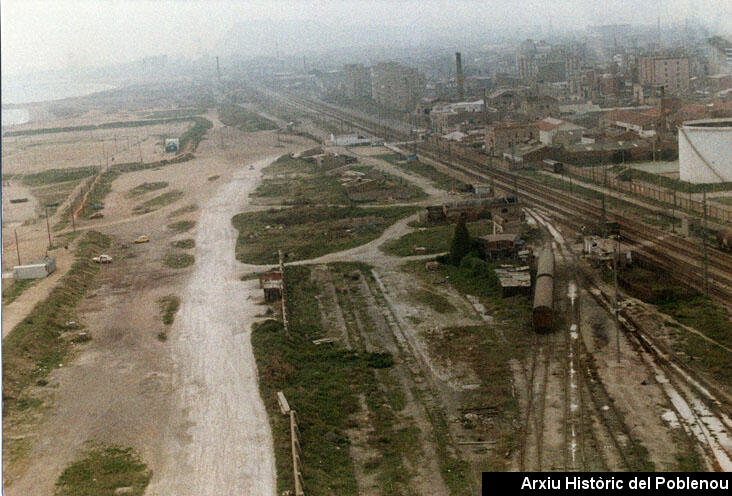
(2, 0, 731, 77)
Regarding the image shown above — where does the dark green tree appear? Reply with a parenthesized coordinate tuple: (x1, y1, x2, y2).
(449, 215, 472, 265)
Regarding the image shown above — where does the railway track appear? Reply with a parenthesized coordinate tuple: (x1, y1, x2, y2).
(517, 334, 552, 471)
(267, 92, 732, 469)
(414, 146, 732, 307)
(532, 208, 732, 471)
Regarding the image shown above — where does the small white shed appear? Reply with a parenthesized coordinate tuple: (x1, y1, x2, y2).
(13, 256, 56, 280)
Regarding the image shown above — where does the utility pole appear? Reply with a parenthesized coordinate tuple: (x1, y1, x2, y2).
(702, 190, 709, 296)
(15, 229, 21, 266)
(137, 139, 143, 164)
(671, 189, 676, 234)
(45, 206, 52, 250)
(614, 235, 620, 363)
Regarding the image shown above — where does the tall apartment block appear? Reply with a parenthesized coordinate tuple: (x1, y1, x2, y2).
(344, 64, 372, 100)
(370, 62, 425, 112)
(638, 55, 690, 94)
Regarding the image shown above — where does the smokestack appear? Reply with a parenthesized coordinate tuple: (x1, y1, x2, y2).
(455, 52, 465, 101)
(216, 56, 221, 81)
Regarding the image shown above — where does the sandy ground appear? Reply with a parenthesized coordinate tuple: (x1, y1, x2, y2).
(146, 157, 277, 496)
(1, 182, 38, 226)
(2, 110, 313, 494)
(2, 121, 191, 175)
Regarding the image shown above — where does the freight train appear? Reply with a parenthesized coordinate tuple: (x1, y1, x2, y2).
(532, 247, 555, 333)
(717, 229, 732, 252)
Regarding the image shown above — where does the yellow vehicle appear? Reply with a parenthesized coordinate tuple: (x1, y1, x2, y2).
(134, 235, 150, 244)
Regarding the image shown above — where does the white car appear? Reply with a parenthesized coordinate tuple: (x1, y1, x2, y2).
(92, 254, 113, 264)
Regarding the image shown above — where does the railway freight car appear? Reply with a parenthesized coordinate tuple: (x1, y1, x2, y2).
(542, 159, 564, 173)
(532, 247, 555, 333)
(717, 229, 732, 252)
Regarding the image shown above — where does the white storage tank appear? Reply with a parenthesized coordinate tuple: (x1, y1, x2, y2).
(13, 256, 56, 280)
(678, 119, 732, 184)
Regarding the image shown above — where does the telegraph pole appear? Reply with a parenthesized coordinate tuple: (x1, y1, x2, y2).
(614, 236, 621, 363)
(702, 191, 709, 296)
(45, 206, 53, 250)
(15, 229, 21, 266)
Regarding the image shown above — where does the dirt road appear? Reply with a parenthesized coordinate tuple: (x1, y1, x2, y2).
(147, 157, 277, 496)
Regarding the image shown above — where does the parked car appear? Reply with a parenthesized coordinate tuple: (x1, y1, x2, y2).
(92, 254, 113, 264)
(89, 212, 104, 219)
(134, 235, 150, 244)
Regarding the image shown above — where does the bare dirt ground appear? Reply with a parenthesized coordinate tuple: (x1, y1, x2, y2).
(2, 121, 191, 175)
(2, 103, 314, 495)
(146, 156, 278, 496)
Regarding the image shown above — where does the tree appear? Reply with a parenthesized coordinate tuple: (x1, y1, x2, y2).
(449, 215, 472, 266)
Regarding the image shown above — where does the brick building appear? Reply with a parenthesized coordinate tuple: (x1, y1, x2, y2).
(638, 55, 690, 95)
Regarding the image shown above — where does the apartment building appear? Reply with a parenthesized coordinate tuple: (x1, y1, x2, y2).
(370, 62, 425, 112)
(638, 55, 690, 94)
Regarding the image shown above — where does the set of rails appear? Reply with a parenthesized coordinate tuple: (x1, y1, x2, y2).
(271, 92, 732, 470)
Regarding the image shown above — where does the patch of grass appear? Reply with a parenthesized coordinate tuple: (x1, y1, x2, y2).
(21, 166, 99, 187)
(127, 181, 168, 197)
(255, 155, 425, 205)
(157, 295, 180, 325)
(253, 264, 427, 495)
(411, 288, 456, 313)
(54, 443, 151, 496)
(253, 172, 350, 205)
(168, 220, 195, 233)
(375, 153, 466, 191)
(133, 190, 184, 214)
(381, 219, 494, 257)
(2, 231, 110, 413)
(30, 180, 80, 215)
(218, 104, 278, 132)
(170, 238, 195, 249)
(145, 108, 204, 119)
(619, 266, 732, 387)
(620, 167, 732, 193)
(179, 116, 213, 151)
(232, 205, 417, 264)
(168, 203, 198, 217)
(2, 278, 38, 305)
(54, 169, 120, 230)
(3, 116, 197, 138)
(163, 253, 194, 269)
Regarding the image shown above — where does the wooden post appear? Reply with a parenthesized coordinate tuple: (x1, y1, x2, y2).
(279, 249, 289, 336)
(291, 410, 304, 496)
(15, 229, 21, 266)
(45, 206, 53, 249)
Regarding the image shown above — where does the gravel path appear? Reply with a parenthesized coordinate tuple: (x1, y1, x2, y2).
(147, 156, 277, 496)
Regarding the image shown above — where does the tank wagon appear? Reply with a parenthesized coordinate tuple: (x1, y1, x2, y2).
(717, 229, 732, 252)
(532, 248, 555, 333)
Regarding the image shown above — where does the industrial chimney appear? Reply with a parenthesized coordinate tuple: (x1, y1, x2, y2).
(216, 56, 221, 81)
(455, 52, 465, 101)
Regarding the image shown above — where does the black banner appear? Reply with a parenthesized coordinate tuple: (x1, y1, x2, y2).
(482, 473, 732, 495)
